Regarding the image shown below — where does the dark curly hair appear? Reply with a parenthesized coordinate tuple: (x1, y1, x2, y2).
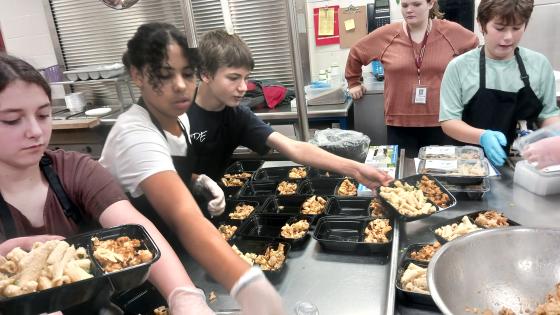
(122, 22, 200, 92)
(0, 54, 51, 101)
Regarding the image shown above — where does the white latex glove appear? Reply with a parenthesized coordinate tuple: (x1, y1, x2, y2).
(194, 174, 226, 216)
(522, 136, 560, 169)
(231, 267, 287, 315)
(168, 286, 215, 315)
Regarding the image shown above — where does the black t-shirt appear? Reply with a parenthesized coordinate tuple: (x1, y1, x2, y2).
(187, 102, 274, 180)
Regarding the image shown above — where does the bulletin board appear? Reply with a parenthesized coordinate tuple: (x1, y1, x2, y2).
(338, 6, 368, 49)
(313, 5, 340, 46)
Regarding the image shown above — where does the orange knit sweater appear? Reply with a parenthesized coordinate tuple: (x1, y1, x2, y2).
(345, 19, 478, 127)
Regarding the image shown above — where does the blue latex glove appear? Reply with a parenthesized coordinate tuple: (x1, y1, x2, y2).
(480, 130, 507, 166)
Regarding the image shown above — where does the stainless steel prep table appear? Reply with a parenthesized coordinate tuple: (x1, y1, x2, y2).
(181, 157, 560, 315)
(182, 158, 393, 315)
(251, 98, 353, 129)
(391, 158, 560, 315)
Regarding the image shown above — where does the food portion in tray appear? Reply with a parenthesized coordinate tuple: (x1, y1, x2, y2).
(280, 220, 310, 239)
(221, 172, 252, 187)
(418, 145, 483, 160)
(218, 224, 238, 241)
(288, 167, 307, 179)
(364, 218, 392, 243)
(92, 236, 153, 273)
(337, 178, 357, 196)
(409, 242, 441, 262)
(417, 175, 452, 208)
(473, 211, 510, 228)
(400, 262, 429, 295)
(419, 159, 488, 177)
(0, 240, 92, 297)
(369, 198, 386, 217)
(379, 180, 437, 217)
(277, 181, 298, 195)
(434, 216, 482, 241)
(232, 243, 286, 271)
(229, 203, 256, 220)
(301, 195, 328, 215)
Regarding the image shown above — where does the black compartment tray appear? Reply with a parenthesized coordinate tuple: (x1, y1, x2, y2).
(260, 195, 332, 225)
(313, 216, 392, 254)
(0, 224, 160, 315)
(396, 259, 435, 307)
(236, 214, 312, 248)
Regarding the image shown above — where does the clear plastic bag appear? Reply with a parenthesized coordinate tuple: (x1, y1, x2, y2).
(309, 128, 370, 162)
(512, 121, 560, 152)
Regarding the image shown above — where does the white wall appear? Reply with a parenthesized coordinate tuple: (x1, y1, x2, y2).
(0, 0, 58, 68)
(305, 0, 406, 79)
(305, 0, 488, 79)
(0, 0, 65, 98)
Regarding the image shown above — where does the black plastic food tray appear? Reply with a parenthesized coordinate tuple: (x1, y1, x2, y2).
(218, 179, 245, 199)
(225, 160, 264, 174)
(236, 214, 312, 248)
(429, 214, 482, 244)
(307, 168, 344, 179)
(467, 210, 521, 229)
(252, 166, 310, 182)
(396, 259, 435, 307)
(298, 178, 359, 196)
(313, 217, 392, 254)
(376, 175, 445, 222)
(404, 174, 457, 209)
(327, 197, 385, 217)
(402, 242, 440, 264)
(212, 199, 261, 224)
(260, 195, 332, 225)
(0, 224, 160, 315)
(229, 239, 290, 280)
(333, 178, 360, 197)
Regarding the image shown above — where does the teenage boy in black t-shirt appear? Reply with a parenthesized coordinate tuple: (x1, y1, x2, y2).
(188, 29, 393, 188)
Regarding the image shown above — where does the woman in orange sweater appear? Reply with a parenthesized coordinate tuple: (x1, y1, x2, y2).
(345, 0, 478, 157)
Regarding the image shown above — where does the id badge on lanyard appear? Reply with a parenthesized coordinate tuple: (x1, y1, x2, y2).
(408, 22, 430, 105)
(412, 82, 429, 104)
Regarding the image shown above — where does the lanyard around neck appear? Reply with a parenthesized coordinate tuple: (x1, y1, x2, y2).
(407, 20, 431, 83)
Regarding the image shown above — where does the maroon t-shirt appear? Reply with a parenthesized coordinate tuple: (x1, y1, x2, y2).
(0, 150, 127, 240)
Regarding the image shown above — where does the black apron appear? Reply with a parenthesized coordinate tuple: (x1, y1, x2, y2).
(128, 99, 197, 249)
(461, 47, 544, 149)
(0, 154, 98, 240)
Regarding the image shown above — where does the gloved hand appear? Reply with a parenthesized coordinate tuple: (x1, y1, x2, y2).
(193, 174, 226, 216)
(480, 130, 507, 166)
(231, 267, 287, 315)
(168, 286, 215, 315)
(522, 136, 560, 169)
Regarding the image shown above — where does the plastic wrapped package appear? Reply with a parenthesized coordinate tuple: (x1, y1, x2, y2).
(512, 121, 560, 152)
(309, 128, 371, 162)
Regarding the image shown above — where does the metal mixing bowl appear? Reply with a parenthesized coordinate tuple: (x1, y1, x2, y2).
(427, 227, 560, 315)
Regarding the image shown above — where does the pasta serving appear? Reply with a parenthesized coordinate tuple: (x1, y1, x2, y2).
(0, 240, 93, 298)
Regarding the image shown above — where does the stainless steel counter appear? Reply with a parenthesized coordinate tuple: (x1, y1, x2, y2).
(393, 158, 560, 315)
(251, 98, 352, 121)
(182, 157, 560, 315)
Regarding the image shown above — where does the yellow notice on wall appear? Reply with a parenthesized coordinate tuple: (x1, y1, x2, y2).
(344, 19, 356, 31)
(318, 7, 335, 36)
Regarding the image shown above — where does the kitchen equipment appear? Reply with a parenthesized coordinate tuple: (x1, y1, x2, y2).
(428, 227, 560, 315)
(64, 92, 87, 113)
(513, 160, 560, 196)
(85, 107, 112, 116)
